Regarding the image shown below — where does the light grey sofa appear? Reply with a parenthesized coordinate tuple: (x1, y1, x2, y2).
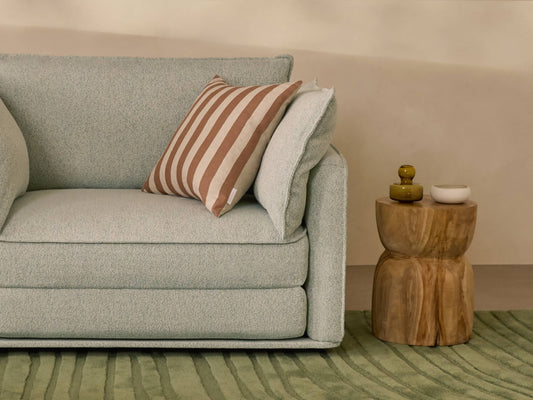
(0, 54, 346, 348)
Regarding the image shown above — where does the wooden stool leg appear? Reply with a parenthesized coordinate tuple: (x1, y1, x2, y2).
(437, 257, 474, 345)
(372, 251, 474, 346)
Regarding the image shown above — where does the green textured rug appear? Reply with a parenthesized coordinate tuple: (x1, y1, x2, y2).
(0, 311, 532, 399)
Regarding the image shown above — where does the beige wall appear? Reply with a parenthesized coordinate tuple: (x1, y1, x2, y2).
(1, 0, 532, 265)
(3, 0, 533, 71)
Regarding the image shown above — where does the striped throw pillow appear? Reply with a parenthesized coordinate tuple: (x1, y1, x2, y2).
(142, 76, 302, 217)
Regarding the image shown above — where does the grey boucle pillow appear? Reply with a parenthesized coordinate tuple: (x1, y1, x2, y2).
(0, 98, 29, 230)
(254, 80, 336, 238)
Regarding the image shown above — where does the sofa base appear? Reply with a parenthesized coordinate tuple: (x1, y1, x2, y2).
(0, 338, 340, 349)
(0, 288, 306, 340)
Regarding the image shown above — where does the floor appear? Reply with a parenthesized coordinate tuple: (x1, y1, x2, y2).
(345, 265, 533, 310)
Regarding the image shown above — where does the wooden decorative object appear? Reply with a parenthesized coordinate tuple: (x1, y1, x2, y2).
(372, 196, 477, 346)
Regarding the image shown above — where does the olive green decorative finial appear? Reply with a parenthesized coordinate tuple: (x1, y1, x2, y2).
(390, 164, 423, 202)
(398, 165, 415, 185)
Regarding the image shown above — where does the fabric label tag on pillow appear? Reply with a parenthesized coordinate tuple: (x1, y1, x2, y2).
(142, 75, 302, 216)
(227, 188, 237, 205)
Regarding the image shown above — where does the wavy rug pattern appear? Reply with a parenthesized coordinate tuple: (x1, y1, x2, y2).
(0, 311, 531, 399)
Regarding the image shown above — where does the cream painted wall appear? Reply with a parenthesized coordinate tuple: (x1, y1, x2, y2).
(1, 1, 532, 265)
(3, 0, 533, 71)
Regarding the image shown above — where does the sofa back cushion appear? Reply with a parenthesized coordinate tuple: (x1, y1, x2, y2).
(0, 54, 293, 190)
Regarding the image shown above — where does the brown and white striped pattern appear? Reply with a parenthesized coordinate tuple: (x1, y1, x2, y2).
(142, 76, 302, 216)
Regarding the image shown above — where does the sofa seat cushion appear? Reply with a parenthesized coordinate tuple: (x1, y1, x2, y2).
(0, 288, 307, 340)
(0, 189, 308, 289)
(0, 189, 306, 243)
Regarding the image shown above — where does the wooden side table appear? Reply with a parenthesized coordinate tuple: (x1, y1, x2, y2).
(372, 196, 477, 346)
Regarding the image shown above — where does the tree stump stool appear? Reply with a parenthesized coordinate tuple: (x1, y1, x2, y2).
(372, 196, 477, 346)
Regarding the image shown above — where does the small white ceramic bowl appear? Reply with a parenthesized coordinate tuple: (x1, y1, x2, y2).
(430, 184, 471, 204)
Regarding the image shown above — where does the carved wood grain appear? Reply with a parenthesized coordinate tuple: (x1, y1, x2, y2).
(372, 196, 476, 346)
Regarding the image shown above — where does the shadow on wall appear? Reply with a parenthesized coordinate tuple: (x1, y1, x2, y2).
(2, 25, 533, 266)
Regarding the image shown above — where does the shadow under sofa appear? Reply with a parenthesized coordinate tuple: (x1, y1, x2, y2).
(0, 54, 346, 349)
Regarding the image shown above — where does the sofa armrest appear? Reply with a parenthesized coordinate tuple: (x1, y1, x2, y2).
(0, 99, 29, 230)
(304, 144, 347, 343)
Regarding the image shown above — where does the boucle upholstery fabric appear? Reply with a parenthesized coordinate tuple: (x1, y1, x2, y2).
(0, 337, 339, 349)
(143, 75, 302, 216)
(0, 288, 306, 340)
(0, 54, 293, 190)
(0, 240, 307, 289)
(304, 146, 347, 343)
(0, 55, 347, 348)
(0, 99, 29, 230)
(254, 80, 336, 238)
(0, 189, 306, 244)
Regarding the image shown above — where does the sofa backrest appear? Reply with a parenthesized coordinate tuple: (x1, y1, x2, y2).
(0, 54, 293, 190)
